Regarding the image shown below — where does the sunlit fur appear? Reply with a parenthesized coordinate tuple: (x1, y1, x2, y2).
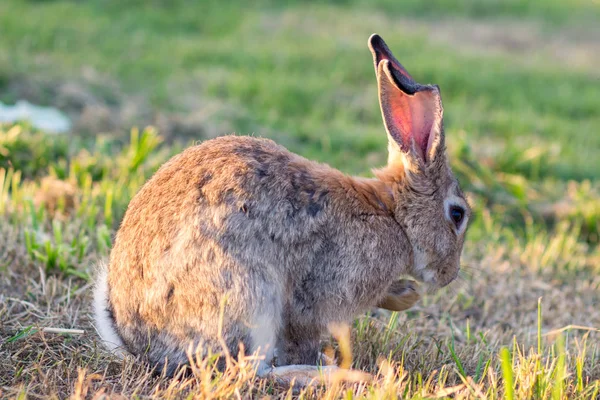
(94, 34, 470, 378)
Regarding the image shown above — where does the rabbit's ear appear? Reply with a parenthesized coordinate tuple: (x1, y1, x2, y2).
(368, 34, 414, 84)
(369, 34, 444, 164)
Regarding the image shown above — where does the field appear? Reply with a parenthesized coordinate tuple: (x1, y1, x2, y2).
(0, 0, 599, 398)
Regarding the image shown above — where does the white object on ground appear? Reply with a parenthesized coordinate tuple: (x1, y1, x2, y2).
(0, 100, 71, 133)
(42, 327, 85, 335)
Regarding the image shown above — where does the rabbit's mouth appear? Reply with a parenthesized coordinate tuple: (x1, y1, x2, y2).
(412, 266, 433, 284)
(413, 267, 439, 291)
(411, 245, 460, 289)
(413, 264, 459, 291)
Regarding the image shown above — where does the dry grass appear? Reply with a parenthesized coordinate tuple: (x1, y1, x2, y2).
(0, 224, 598, 398)
(0, 126, 598, 399)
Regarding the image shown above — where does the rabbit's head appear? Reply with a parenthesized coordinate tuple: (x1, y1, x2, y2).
(369, 34, 471, 289)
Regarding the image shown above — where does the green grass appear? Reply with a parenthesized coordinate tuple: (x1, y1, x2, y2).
(0, 0, 598, 398)
(1, 0, 599, 177)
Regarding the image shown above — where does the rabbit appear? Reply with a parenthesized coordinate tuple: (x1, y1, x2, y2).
(93, 33, 471, 386)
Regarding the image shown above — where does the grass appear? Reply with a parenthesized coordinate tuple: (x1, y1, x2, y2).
(0, 0, 599, 398)
(1, 1, 599, 177)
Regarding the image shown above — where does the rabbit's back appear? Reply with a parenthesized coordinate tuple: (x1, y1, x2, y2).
(111, 134, 333, 279)
(102, 135, 338, 372)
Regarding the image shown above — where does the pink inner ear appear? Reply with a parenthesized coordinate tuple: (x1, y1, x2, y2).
(371, 38, 442, 162)
(385, 88, 437, 161)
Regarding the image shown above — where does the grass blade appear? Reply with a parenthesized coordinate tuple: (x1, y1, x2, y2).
(500, 347, 514, 400)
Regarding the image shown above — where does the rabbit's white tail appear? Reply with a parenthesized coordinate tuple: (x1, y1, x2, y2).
(92, 261, 127, 357)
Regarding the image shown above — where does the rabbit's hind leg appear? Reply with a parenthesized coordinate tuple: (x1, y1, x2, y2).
(258, 322, 371, 389)
(260, 365, 372, 389)
(276, 323, 321, 366)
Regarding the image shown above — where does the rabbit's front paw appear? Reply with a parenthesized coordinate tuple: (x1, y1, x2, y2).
(376, 279, 420, 311)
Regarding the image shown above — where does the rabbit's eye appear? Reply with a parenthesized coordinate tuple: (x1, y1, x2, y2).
(449, 206, 465, 227)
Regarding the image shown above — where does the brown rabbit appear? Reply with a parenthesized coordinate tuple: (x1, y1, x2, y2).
(93, 34, 470, 385)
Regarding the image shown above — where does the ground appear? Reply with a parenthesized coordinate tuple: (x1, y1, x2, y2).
(0, 0, 599, 399)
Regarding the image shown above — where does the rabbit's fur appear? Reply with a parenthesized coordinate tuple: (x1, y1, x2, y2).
(94, 34, 470, 379)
